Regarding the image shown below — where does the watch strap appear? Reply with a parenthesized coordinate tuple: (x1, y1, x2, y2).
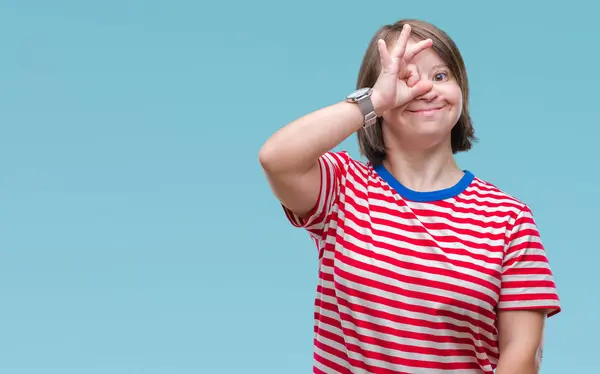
(358, 94, 378, 128)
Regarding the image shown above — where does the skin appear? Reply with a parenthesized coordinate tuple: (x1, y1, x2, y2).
(259, 23, 547, 373)
(258, 25, 432, 216)
(375, 36, 465, 192)
(496, 310, 547, 373)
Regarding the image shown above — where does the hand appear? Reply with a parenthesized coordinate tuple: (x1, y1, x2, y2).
(371, 24, 434, 115)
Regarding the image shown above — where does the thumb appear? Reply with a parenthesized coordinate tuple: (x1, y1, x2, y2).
(406, 80, 433, 101)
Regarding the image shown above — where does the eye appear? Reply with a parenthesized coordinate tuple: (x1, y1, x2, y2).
(433, 72, 448, 82)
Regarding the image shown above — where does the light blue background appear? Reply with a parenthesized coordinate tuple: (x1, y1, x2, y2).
(1, 1, 597, 373)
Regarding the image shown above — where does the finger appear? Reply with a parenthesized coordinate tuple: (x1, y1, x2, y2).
(407, 80, 433, 100)
(393, 24, 411, 58)
(405, 38, 433, 61)
(377, 39, 392, 71)
(405, 65, 420, 87)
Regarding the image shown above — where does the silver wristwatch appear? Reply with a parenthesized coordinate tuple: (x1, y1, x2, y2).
(346, 87, 377, 127)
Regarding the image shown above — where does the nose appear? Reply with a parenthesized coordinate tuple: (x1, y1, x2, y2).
(416, 85, 438, 101)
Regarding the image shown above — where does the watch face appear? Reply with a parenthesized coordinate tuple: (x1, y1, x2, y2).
(348, 87, 370, 100)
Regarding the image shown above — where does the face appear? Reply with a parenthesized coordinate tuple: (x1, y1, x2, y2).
(382, 39, 463, 150)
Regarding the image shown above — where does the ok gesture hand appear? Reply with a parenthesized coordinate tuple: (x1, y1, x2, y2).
(372, 24, 434, 114)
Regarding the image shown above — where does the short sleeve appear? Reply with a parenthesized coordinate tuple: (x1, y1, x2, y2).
(498, 206, 561, 317)
(282, 151, 350, 241)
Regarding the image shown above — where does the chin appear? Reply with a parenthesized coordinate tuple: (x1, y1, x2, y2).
(403, 117, 454, 134)
(385, 119, 453, 149)
(416, 121, 454, 135)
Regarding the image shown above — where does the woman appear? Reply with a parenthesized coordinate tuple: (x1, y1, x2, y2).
(258, 19, 560, 374)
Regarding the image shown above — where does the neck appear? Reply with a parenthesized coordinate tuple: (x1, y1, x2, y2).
(381, 140, 463, 193)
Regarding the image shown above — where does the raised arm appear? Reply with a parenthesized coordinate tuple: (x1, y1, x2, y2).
(258, 24, 433, 216)
(258, 101, 365, 216)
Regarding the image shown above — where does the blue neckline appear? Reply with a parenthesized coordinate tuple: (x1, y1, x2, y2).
(373, 164, 474, 202)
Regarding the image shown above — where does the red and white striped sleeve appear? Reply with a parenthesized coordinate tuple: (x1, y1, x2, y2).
(498, 206, 561, 317)
(282, 151, 349, 241)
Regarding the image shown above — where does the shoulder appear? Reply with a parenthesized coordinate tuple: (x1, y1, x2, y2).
(467, 175, 532, 216)
(323, 150, 361, 164)
(322, 150, 370, 173)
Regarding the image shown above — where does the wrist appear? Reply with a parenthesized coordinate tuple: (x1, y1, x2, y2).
(346, 88, 379, 127)
(370, 90, 386, 116)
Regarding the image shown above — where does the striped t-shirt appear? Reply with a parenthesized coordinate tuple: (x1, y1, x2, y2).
(283, 151, 560, 374)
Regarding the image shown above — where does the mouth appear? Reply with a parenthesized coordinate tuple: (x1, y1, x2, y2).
(406, 105, 447, 115)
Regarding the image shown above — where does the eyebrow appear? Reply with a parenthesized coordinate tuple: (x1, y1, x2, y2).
(430, 64, 449, 71)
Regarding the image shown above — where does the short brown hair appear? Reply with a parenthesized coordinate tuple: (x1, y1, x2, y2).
(356, 19, 476, 165)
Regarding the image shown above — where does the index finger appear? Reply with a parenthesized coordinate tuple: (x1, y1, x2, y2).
(404, 38, 433, 61)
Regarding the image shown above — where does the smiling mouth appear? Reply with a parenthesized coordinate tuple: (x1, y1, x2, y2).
(407, 106, 447, 115)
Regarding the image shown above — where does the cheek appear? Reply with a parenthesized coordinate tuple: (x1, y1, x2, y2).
(456, 90, 463, 109)
(382, 107, 405, 123)
(455, 91, 464, 117)
(454, 93, 463, 116)
(442, 85, 463, 121)
(442, 84, 463, 106)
